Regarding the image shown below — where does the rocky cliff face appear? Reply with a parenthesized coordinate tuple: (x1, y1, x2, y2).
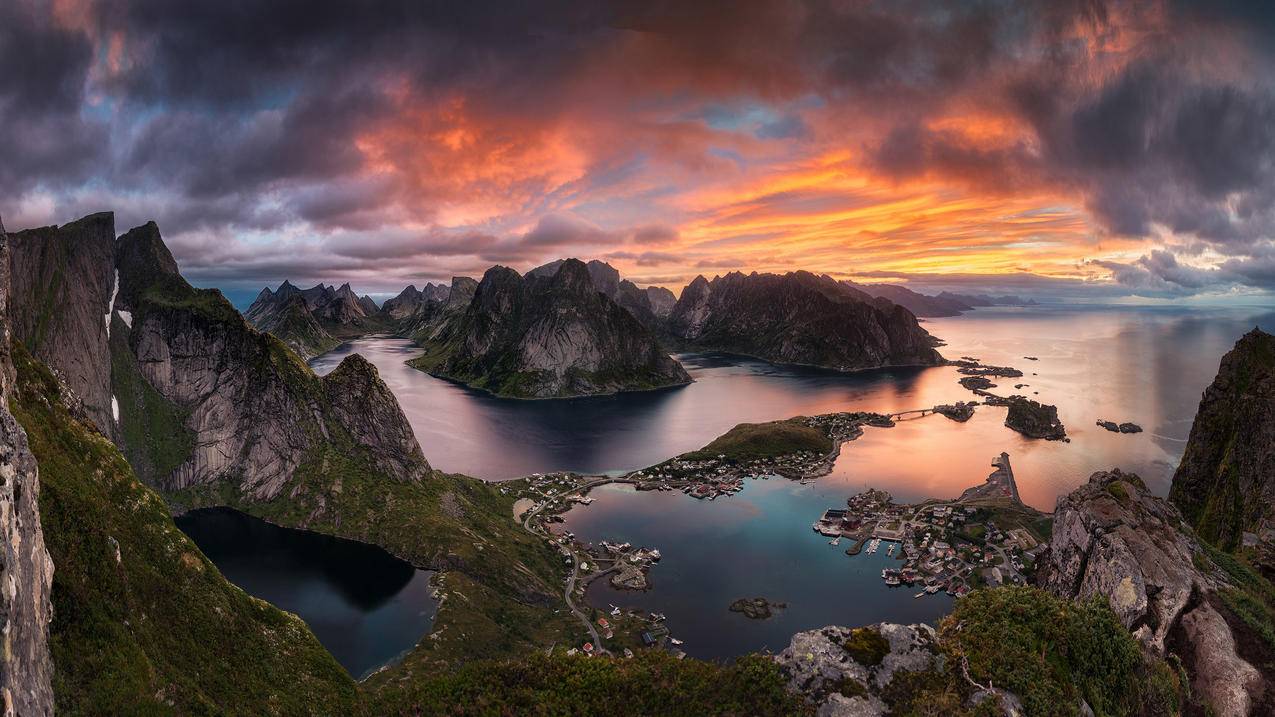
(666, 271, 944, 371)
(321, 354, 428, 482)
(412, 260, 690, 398)
(9, 333, 358, 714)
(111, 221, 428, 499)
(0, 220, 55, 717)
(1037, 469, 1269, 715)
(645, 285, 676, 318)
(6, 212, 117, 438)
(1170, 328, 1275, 550)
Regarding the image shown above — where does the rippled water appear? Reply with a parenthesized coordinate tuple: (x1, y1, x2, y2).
(175, 508, 438, 678)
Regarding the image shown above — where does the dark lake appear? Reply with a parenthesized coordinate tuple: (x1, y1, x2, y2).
(175, 508, 438, 678)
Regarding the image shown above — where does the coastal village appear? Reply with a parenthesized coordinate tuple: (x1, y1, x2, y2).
(813, 453, 1051, 598)
(501, 354, 1136, 659)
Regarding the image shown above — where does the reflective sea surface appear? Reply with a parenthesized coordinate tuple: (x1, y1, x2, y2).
(313, 304, 1275, 502)
(175, 508, 437, 678)
(310, 304, 1274, 659)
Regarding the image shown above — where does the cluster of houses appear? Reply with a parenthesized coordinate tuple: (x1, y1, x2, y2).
(814, 489, 1044, 598)
(624, 412, 899, 497)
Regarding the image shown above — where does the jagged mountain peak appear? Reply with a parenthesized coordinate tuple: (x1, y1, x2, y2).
(116, 221, 181, 292)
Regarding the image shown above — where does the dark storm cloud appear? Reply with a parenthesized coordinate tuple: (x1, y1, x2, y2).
(5, 0, 1275, 295)
(0, 2, 108, 195)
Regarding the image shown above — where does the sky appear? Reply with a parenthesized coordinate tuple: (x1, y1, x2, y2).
(4, 0, 1275, 301)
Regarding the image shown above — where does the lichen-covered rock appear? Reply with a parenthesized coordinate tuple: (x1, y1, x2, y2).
(1177, 601, 1262, 717)
(665, 271, 944, 372)
(1038, 470, 1209, 649)
(0, 222, 54, 716)
(1036, 469, 1265, 714)
(774, 623, 941, 716)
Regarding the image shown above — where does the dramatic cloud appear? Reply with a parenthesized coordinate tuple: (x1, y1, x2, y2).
(4, 0, 1275, 298)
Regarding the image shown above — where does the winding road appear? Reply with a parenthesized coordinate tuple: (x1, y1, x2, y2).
(519, 477, 618, 654)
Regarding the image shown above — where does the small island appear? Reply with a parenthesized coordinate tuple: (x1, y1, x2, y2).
(958, 375, 995, 391)
(729, 597, 786, 620)
(1004, 398, 1067, 440)
(1097, 419, 1143, 434)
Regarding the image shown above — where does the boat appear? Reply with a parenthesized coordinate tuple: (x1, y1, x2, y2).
(670, 638, 683, 646)
(913, 592, 925, 599)
(925, 585, 941, 594)
(885, 576, 900, 586)
(829, 537, 840, 546)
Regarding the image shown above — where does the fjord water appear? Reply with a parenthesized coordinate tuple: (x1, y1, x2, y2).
(312, 304, 1274, 501)
(175, 508, 437, 678)
(310, 304, 1274, 660)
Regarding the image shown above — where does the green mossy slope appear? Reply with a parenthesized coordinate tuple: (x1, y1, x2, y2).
(11, 343, 358, 716)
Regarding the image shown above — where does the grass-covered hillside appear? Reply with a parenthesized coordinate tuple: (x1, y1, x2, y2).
(681, 418, 833, 462)
(935, 587, 1182, 717)
(11, 343, 359, 716)
(364, 651, 805, 717)
(170, 453, 582, 666)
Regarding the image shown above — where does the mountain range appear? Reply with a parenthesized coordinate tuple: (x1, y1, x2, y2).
(5, 211, 1272, 714)
(665, 271, 944, 369)
(405, 259, 691, 398)
(247, 260, 947, 397)
(244, 281, 390, 359)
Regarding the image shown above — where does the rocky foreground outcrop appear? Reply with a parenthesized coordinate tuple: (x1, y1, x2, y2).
(1171, 328, 1275, 550)
(775, 624, 943, 716)
(411, 259, 691, 398)
(665, 271, 944, 372)
(0, 219, 54, 716)
(1037, 469, 1269, 715)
